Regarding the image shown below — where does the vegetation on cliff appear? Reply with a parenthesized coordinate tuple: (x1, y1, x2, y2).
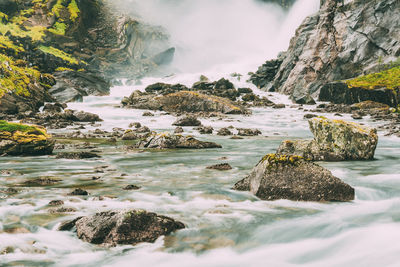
(345, 66, 400, 91)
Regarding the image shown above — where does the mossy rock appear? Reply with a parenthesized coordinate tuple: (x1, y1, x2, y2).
(233, 153, 355, 202)
(0, 121, 55, 156)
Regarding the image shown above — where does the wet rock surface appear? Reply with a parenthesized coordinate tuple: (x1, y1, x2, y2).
(60, 210, 185, 246)
(135, 133, 222, 149)
(0, 121, 55, 156)
(206, 163, 233, 170)
(277, 117, 378, 161)
(122, 90, 249, 115)
(233, 154, 355, 202)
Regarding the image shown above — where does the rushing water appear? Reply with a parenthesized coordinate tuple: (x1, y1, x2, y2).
(1, 0, 400, 266)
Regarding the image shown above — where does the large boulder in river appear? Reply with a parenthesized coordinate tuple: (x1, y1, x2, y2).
(122, 91, 249, 114)
(277, 117, 378, 161)
(135, 133, 222, 149)
(233, 154, 355, 202)
(0, 121, 54, 156)
(60, 210, 185, 246)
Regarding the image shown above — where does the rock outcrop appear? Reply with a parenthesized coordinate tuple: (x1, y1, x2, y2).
(59, 210, 185, 246)
(233, 154, 355, 202)
(135, 133, 222, 149)
(277, 117, 378, 161)
(0, 121, 55, 156)
(251, 0, 400, 102)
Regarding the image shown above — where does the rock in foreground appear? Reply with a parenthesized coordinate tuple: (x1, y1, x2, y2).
(233, 154, 354, 202)
(0, 121, 54, 156)
(277, 117, 378, 161)
(60, 210, 185, 246)
(135, 133, 222, 149)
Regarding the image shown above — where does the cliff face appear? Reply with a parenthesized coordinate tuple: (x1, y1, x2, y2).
(252, 0, 400, 103)
(0, 0, 172, 113)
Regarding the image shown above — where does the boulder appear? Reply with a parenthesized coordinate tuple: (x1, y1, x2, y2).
(122, 91, 249, 115)
(233, 154, 355, 202)
(277, 117, 378, 161)
(172, 116, 202, 127)
(0, 121, 55, 156)
(135, 133, 222, 149)
(60, 210, 185, 246)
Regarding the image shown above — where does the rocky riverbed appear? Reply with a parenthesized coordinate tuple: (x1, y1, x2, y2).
(1, 0, 400, 266)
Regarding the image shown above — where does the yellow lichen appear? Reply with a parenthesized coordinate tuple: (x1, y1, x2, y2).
(38, 45, 79, 65)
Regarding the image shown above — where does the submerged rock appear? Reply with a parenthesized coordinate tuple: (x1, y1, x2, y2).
(56, 152, 101, 159)
(135, 133, 222, 149)
(277, 117, 378, 161)
(172, 116, 202, 127)
(237, 128, 262, 136)
(233, 154, 355, 202)
(0, 121, 55, 156)
(60, 210, 185, 246)
(206, 163, 233, 170)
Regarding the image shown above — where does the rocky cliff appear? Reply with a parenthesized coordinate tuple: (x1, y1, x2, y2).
(0, 0, 173, 113)
(251, 0, 400, 103)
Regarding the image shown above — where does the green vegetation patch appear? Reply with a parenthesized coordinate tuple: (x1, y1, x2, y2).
(0, 35, 24, 54)
(346, 67, 400, 90)
(0, 120, 44, 135)
(0, 54, 41, 98)
(68, 0, 80, 22)
(48, 22, 67, 35)
(38, 45, 80, 65)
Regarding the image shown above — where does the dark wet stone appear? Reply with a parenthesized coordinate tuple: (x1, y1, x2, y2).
(48, 200, 64, 206)
(63, 210, 185, 246)
(217, 128, 232, 136)
(206, 163, 233, 170)
(123, 185, 141, 190)
(56, 152, 101, 159)
(68, 188, 88, 196)
(23, 178, 61, 186)
(233, 154, 355, 202)
(172, 116, 201, 127)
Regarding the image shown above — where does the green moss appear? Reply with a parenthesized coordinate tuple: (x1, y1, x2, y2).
(48, 22, 66, 35)
(55, 67, 74, 72)
(52, 0, 67, 18)
(346, 67, 400, 90)
(0, 20, 46, 42)
(0, 35, 24, 54)
(0, 120, 44, 135)
(68, 0, 80, 22)
(38, 45, 79, 65)
(0, 54, 42, 98)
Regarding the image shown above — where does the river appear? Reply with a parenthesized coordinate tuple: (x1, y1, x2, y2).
(1, 0, 400, 266)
